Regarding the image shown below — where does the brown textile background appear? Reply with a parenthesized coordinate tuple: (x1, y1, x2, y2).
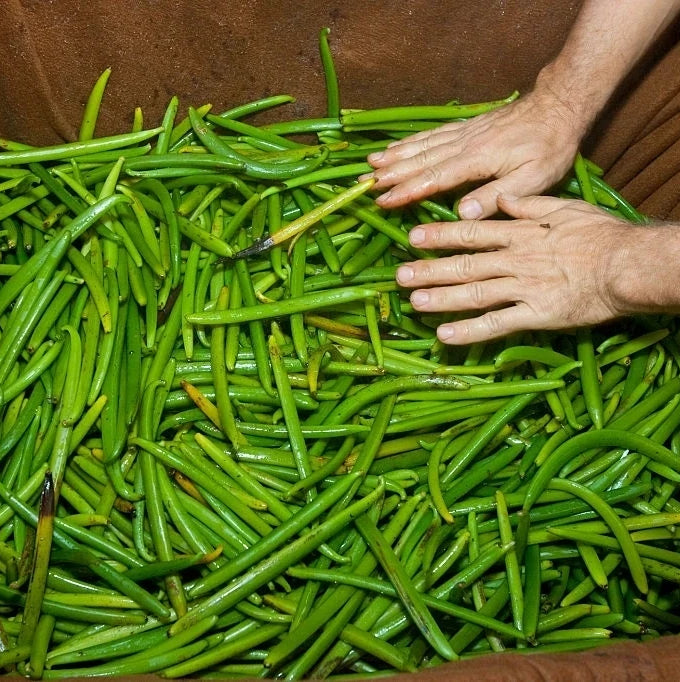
(373, 634, 680, 682)
(0, 0, 582, 144)
(21, 634, 680, 681)
(587, 30, 680, 221)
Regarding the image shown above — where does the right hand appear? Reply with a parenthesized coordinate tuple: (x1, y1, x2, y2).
(364, 87, 585, 219)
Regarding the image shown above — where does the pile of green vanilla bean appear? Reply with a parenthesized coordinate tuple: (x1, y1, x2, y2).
(0, 28, 679, 680)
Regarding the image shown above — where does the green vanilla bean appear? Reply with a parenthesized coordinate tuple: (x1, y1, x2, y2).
(0, 128, 163, 165)
(187, 285, 382, 325)
(339, 92, 519, 125)
(170, 478, 384, 634)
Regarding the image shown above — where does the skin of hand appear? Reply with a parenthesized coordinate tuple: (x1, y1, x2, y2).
(363, 87, 582, 219)
(396, 194, 680, 345)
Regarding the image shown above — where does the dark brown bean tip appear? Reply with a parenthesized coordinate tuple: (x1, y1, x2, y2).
(39, 471, 55, 519)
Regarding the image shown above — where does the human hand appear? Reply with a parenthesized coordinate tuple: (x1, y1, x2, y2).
(364, 89, 584, 219)
(396, 194, 658, 344)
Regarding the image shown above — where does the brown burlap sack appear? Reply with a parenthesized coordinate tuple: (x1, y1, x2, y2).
(586, 17, 680, 220)
(3, 0, 679, 219)
(351, 634, 680, 681)
(1, 1, 679, 679)
(0, 0, 582, 143)
(3, 0, 679, 217)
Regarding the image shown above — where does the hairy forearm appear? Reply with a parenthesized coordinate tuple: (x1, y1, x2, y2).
(535, 0, 680, 137)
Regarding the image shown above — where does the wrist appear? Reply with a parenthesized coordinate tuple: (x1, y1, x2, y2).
(606, 223, 680, 315)
(532, 63, 599, 141)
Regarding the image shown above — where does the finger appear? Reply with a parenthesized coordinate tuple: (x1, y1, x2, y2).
(374, 155, 492, 208)
(406, 220, 534, 251)
(458, 168, 556, 220)
(368, 125, 464, 167)
(368, 133, 436, 166)
(409, 278, 518, 314)
(396, 251, 512, 288)
(496, 193, 571, 220)
(437, 304, 538, 345)
(369, 139, 464, 190)
(385, 121, 463, 148)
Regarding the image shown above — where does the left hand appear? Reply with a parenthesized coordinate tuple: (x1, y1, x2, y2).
(396, 194, 639, 344)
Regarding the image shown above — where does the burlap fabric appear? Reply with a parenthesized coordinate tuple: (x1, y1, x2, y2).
(2, 0, 679, 217)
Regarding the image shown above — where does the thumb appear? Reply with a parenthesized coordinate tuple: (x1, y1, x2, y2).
(458, 170, 555, 220)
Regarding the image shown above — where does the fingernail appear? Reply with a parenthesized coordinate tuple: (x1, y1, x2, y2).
(379, 190, 393, 203)
(368, 152, 383, 163)
(438, 327, 454, 341)
(411, 290, 429, 307)
(410, 227, 426, 245)
(358, 173, 373, 182)
(396, 265, 414, 284)
(458, 198, 483, 219)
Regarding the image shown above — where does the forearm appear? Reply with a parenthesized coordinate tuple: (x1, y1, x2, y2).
(535, 0, 680, 138)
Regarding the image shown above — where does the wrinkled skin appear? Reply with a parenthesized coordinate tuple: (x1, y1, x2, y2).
(393, 194, 679, 345)
(365, 89, 582, 220)
(363, 87, 680, 345)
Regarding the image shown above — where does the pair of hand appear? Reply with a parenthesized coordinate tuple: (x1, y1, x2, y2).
(363, 90, 637, 344)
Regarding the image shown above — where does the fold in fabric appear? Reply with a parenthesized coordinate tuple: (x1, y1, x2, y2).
(587, 30, 680, 220)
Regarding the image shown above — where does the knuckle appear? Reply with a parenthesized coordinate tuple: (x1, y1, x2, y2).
(415, 260, 435, 281)
(459, 220, 480, 248)
(425, 224, 443, 246)
(481, 311, 505, 337)
(467, 281, 486, 308)
(518, 164, 545, 186)
(372, 168, 388, 184)
(456, 320, 474, 343)
(418, 134, 435, 153)
(427, 261, 443, 281)
(452, 253, 474, 280)
(418, 147, 436, 168)
(422, 165, 443, 189)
